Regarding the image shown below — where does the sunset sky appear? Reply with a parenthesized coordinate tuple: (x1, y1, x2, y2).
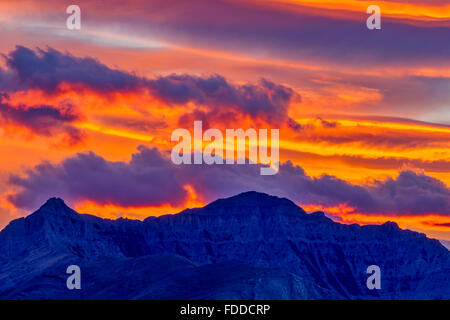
(0, 0, 449, 245)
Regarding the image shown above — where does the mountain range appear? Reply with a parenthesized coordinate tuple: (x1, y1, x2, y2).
(0, 191, 448, 299)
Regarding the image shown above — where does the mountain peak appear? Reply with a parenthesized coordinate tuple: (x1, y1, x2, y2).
(44, 197, 65, 205)
(206, 191, 296, 208)
(185, 191, 307, 217)
(381, 221, 400, 230)
(41, 197, 68, 209)
(33, 197, 77, 218)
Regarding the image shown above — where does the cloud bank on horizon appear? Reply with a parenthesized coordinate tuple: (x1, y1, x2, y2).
(0, 0, 449, 242)
(8, 146, 450, 218)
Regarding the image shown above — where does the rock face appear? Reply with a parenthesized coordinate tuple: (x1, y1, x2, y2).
(0, 192, 448, 299)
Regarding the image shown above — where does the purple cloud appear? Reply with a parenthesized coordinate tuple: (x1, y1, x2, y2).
(2, 46, 298, 124)
(4, 46, 142, 93)
(7, 146, 450, 216)
(369, 170, 450, 215)
(8, 146, 188, 209)
(78, 0, 450, 67)
(149, 75, 296, 123)
(0, 96, 84, 144)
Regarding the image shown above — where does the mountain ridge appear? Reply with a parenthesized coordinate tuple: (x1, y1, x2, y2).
(0, 191, 448, 299)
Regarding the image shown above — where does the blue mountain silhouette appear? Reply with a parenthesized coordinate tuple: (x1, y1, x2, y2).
(0, 192, 448, 299)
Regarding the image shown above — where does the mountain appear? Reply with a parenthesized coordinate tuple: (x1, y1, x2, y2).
(441, 240, 450, 251)
(0, 192, 448, 299)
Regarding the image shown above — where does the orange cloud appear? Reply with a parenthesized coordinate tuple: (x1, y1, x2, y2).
(254, 0, 450, 22)
(74, 185, 205, 220)
(302, 203, 450, 241)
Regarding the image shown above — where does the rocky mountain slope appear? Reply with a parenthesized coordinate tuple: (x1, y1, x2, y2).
(0, 192, 448, 299)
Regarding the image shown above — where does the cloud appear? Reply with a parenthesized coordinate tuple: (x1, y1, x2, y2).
(77, 0, 450, 67)
(2, 46, 298, 124)
(93, 115, 168, 132)
(0, 96, 84, 144)
(7, 146, 450, 216)
(344, 74, 450, 115)
(149, 75, 297, 124)
(3, 46, 143, 93)
(290, 125, 449, 149)
(380, 0, 448, 5)
(8, 146, 188, 209)
(316, 117, 338, 128)
(432, 223, 450, 228)
(369, 170, 450, 215)
(286, 150, 450, 173)
(22, 0, 448, 67)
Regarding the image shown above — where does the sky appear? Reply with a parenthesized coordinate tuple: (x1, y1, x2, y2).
(0, 0, 449, 244)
